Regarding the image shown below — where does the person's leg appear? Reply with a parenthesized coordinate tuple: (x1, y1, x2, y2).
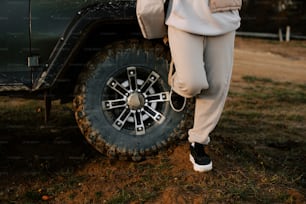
(188, 31, 236, 145)
(167, 26, 209, 98)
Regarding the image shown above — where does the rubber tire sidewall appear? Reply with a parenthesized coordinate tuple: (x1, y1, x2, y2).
(75, 40, 192, 158)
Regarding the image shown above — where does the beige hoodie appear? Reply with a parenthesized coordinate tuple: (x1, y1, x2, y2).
(166, 0, 241, 36)
(209, 0, 242, 13)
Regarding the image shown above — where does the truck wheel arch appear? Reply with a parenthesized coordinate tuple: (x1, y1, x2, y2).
(33, 2, 139, 91)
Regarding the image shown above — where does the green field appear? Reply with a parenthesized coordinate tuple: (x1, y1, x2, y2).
(0, 75, 305, 203)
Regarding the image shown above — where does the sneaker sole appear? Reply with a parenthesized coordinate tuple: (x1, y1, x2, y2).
(189, 154, 213, 172)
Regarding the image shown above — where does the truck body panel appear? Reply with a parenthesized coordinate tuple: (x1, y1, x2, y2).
(0, 1, 30, 86)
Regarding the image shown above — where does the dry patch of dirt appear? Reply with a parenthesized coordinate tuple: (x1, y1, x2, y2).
(233, 37, 306, 83)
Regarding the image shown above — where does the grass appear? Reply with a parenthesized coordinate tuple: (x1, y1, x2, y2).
(0, 75, 305, 203)
(214, 76, 306, 203)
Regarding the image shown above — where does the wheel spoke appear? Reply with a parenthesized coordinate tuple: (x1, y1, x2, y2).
(145, 92, 170, 103)
(133, 110, 145, 135)
(112, 108, 131, 131)
(140, 71, 160, 93)
(102, 98, 127, 110)
(107, 77, 129, 97)
(127, 67, 138, 91)
(143, 105, 165, 124)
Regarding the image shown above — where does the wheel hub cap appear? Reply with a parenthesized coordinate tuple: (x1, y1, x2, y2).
(127, 92, 145, 110)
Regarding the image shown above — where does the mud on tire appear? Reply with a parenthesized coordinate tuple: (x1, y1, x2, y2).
(73, 39, 194, 161)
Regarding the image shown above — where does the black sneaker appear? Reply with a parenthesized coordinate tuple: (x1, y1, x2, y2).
(169, 89, 186, 112)
(190, 143, 213, 172)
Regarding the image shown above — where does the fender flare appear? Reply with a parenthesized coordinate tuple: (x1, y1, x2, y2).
(33, 1, 138, 90)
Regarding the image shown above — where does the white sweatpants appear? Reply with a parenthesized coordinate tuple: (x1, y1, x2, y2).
(168, 26, 236, 144)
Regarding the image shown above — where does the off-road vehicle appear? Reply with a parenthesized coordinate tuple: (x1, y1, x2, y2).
(0, 0, 193, 160)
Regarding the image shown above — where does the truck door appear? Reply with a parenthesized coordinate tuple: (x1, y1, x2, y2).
(0, 0, 31, 86)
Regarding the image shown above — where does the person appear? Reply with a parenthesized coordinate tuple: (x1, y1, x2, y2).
(165, 0, 242, 172)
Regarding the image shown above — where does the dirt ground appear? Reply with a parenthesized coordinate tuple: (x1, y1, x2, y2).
(0, 36, 305, 203)
(234, 37, 306, 83)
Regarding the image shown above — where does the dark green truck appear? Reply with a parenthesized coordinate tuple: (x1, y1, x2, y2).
(0, 0, 192, 160)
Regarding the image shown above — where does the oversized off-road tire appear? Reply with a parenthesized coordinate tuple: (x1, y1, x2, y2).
(73, 39, 194, 161)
